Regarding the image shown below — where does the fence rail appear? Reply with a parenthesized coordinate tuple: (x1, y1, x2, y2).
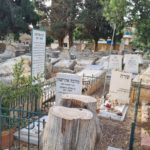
(0, 107, 46, 150)
(0, 74, 105, 150)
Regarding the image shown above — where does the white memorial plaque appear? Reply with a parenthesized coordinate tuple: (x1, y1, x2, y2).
(108, 55, 123, 71)
(109, 71, 132, 104)
(56, 73, 82, 104)
(32, 29, 46, 82)
(124, 54, 143, 64)
(124, 54, 139, 74)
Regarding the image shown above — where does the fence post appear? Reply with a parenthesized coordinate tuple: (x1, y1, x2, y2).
(129, 80, 142, 150)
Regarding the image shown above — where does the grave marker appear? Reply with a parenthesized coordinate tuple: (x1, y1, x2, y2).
(56, 73, 82, 104)
(109, 71, 132, 104)
(108, 55, 123, 71)
(31, 29, 46, 83)
(124, 54, 143, 74)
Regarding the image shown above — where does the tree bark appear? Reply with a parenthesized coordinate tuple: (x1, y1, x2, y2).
(113, 31, 116, 49)
(60, 94, 102, 148)
(58, 38, 64, 49)
(43, 106, 96, 150)
(94, 39, 98, 51)
(69, 31, 73, 48)
(60, 94, 97, 113)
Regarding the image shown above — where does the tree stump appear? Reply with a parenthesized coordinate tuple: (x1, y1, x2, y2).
(61, 94, 97, 113)
(60, 94, 102, 148)
(43, 106, 96, 150)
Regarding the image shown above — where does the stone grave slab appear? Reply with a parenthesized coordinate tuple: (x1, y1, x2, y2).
(98, 104, 128, 121)
(74, 58, 97, 72)
(55, 73, 82, 104)
(14, 116, 48, 145)
(109, 71, 132, 104)
(53, 59, 76, 73)
(77, 68, 106, 95)
(124, 54, 142, 74)
(108, 55, 123, 71)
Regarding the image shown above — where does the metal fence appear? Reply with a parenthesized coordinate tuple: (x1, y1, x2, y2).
(129, 80, 142, 150)
(0, 80, 55, 150)
(0, 74, 105, 150)
(0, 107, 46, 150)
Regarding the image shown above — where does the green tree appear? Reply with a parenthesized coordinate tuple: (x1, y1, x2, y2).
(65, 0, 83, 48)
(0, 0, 39, 39)
(0, 0, 12, 39)
(101, 0, 127, 44)
(49, 0, 83, 48)
(128, 0, 150, 50)
(102, 0, 127, 29)
(79, 0, 113, 51)
(50, 0, 68, 48)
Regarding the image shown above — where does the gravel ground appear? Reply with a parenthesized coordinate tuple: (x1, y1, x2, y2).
(93, 85, 141, 150)
(96, 105, 141, 150)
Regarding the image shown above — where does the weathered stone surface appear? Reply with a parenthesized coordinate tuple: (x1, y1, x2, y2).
(0, 55, 31, 83)
(43, 106, 96, 150)
(0, 45, 16, 61)
(53, 60, 76, 73)
(77, 69, 106, 95)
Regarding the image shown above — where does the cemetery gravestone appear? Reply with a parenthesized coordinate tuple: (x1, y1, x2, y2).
(108, 55, 123, 71)
(32, 29, 46, 83)
(55, 73, 82, 104)
(124, 54, 143, 74)
(109, 71, 132, 104)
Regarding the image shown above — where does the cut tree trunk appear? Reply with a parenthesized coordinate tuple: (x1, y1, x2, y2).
(58, 38, 64, 49)
(60, 94, 102, 148)
(43, 106, 96, 150)
(94, 40, 98, 52)
(61, 94, 97, 113)
(69, 31, 73, 48)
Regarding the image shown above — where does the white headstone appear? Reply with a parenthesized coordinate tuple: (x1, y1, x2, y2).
(124, 54, 140, 74)
(31, 29, 46, 83)
(56, 73, 82, 104)
(109, 71, 132, 104)
(108, 55, 123, 71)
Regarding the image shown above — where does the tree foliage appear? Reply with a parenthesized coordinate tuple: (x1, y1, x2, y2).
(0, 0, 39, 39)
(79, 0, 113, 51)
(65, 0, 83, 47)
(101, 0, 127, 28)
(49, 0, 82, 48)
(128, 0, 150, 49)
(100, 0, 127, 45)
(50, 0, 68, 48)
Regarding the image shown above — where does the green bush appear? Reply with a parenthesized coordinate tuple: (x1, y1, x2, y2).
(0, 59, 42, 108)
